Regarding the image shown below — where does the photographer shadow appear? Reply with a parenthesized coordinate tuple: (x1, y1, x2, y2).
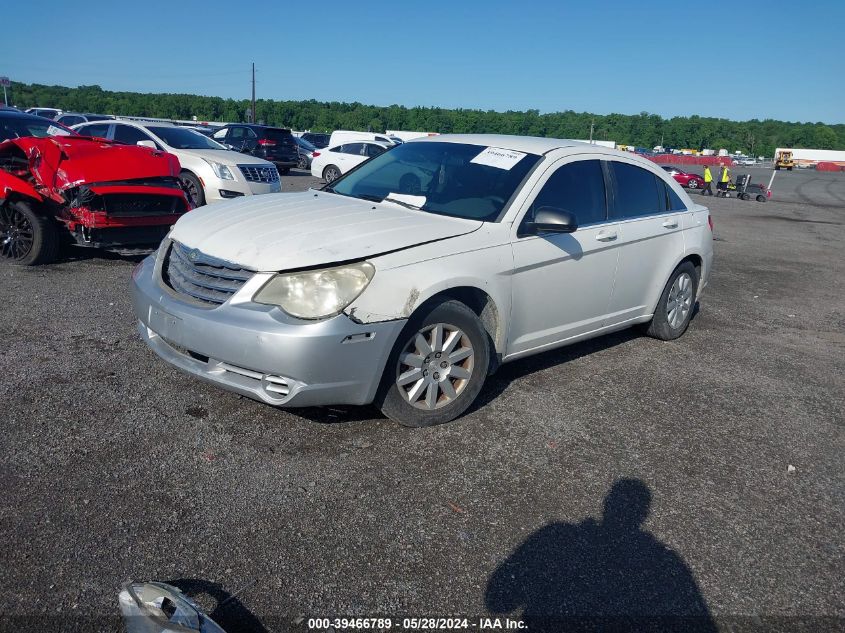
(485, 479, 717, 633)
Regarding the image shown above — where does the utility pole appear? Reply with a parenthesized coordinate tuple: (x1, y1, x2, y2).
(589, 119, 594, 144)
(250, 62, 256, 124)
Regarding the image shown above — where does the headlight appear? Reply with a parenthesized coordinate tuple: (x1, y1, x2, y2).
(202, 158, 235, 180)
(254, 261, 375, 319)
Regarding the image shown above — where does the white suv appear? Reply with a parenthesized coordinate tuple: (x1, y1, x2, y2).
(72, 120, 281, 206)
(132, 135, 713, 426)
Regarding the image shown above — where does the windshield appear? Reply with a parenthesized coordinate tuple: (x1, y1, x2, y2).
(147, 126, 227, 150)
(296, 137, 317, 151)
(328, 141, 541, 221)
(0, 115, 76, 142)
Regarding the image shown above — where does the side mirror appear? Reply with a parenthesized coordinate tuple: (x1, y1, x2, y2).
(136, 140, 157, 149)
(525, 207, 578, 234)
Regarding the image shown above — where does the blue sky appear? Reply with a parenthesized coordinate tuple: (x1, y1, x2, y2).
(3, 0, 843, 123)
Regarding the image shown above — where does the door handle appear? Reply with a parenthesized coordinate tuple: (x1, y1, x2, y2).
(596, 231, 618, 242)
(662, 219, 679, 229)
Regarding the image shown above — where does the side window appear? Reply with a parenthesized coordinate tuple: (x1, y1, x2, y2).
(58, 115, 83, 126)
(609, 162, 663, 219)
(244, 128, 258, 139)
(212, 127, 228, 140)
(78, 123, 111, 138)
(365, 144, 385, 157)
(530, 159, 607, 227)
(112, 124, 154, 146)
(664, 181, 687, 211)
(343, 143, 364, 155)
(228, 127, 248, 141)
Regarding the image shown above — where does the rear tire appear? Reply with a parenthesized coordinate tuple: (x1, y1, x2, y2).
(323, 165, 341, 183)
(0, 200, 59, 266)
(643, 261, 698, 341)
(376, 300, 490, 427)
(756, 194, 766, 202)
(179, 171, 205, 207)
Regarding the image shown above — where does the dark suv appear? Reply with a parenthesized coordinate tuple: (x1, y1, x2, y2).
(212, 124, 299, 174)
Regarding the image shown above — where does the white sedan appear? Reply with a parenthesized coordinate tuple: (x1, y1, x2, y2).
(133, 134, 713, 427)
(310, 140, 391, 182)
(73, 120, 281, 206)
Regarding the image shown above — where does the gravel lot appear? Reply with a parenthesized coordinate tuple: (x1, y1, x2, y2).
(1, 167, 843, 631)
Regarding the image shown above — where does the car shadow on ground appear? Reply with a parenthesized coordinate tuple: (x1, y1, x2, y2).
(294, 308, 702, 425)
(53, 245, 149, 265)
(468, 327, 642, 413)
(485, 478, 717, 632)
(166, 577, 268, 633)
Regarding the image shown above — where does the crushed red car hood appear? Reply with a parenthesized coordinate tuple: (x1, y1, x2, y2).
(0, 136, 181, 193)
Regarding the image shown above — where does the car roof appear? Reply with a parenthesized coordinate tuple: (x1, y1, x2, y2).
(409, 133, 587, 154)
(227, 123, 291, 131)
(1, 109, 56, 121)
(108, 120, 177, 129)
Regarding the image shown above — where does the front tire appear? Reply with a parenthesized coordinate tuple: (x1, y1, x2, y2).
(179, 171, 205, 207)
(376, 300, 490, 427)
(688, 179, 700, 189)
(643, 262, 698, 341)
(0, 200, 59, 266)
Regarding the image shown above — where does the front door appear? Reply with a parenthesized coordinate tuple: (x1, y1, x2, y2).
(508, 157, 621, 357)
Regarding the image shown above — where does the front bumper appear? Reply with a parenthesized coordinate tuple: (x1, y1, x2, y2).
(203, 176, 281, 204)
(131, 254, 406, 407)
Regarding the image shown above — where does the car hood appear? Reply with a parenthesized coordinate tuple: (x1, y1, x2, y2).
(168, 147, 270, 167)
(169, 191, 483, 271)
(0, 136, 181, 193)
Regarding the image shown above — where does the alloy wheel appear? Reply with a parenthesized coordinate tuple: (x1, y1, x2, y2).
(666, 272, 693, 329)
(396, 323, 475, 410)
(0, 205, 34, 261)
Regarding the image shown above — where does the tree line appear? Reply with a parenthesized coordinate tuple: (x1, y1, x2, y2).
(9, 82, 845, 158)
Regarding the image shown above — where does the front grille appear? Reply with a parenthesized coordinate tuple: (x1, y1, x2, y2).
(238, 164, 280, 184)
(100, 193, 187, 217)
(162, 241, 253, 306)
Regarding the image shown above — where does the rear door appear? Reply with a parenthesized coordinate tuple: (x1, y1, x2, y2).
(337, 143, 365, 173)
(604, 160, 687, 325)
(508, 157, 621, 357)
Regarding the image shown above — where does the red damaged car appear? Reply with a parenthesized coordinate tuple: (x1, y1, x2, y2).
(0, 110, 191, 265)
(661, 165, 703, 190)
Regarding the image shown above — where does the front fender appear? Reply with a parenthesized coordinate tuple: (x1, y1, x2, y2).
(0, 170, 43, 202)
(344, 242, 513, 353)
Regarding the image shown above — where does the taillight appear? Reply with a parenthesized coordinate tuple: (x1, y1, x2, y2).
(258, 139, 276, 146)
(312, 151, 321, 157)
(708, 215, 713, 231)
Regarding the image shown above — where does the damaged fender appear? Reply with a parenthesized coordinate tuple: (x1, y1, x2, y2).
(344, 224, 514, 354)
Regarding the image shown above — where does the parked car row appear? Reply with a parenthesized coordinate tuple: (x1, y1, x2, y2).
(71, 119, 281, 206)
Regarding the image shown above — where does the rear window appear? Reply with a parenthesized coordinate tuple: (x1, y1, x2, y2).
(263, 128, 296, 146)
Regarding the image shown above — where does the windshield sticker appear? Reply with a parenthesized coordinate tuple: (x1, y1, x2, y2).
(470, 146, 527, 170)
(46, 125, 71, 137)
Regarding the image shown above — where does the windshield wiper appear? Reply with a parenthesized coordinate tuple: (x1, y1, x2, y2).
(382, 196, 422, 210)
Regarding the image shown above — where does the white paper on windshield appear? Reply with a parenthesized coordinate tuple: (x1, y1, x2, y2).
(46, 125, 71, 137)
(383, 193, 427, 208)
(470, 146, 527, 170)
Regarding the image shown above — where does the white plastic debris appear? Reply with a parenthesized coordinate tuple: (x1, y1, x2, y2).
(787, 465, 796, 474)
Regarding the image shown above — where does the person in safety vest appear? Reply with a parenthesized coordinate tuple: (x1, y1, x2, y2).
(717, 164, 731, 195)
(701, 165, 713, 196)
